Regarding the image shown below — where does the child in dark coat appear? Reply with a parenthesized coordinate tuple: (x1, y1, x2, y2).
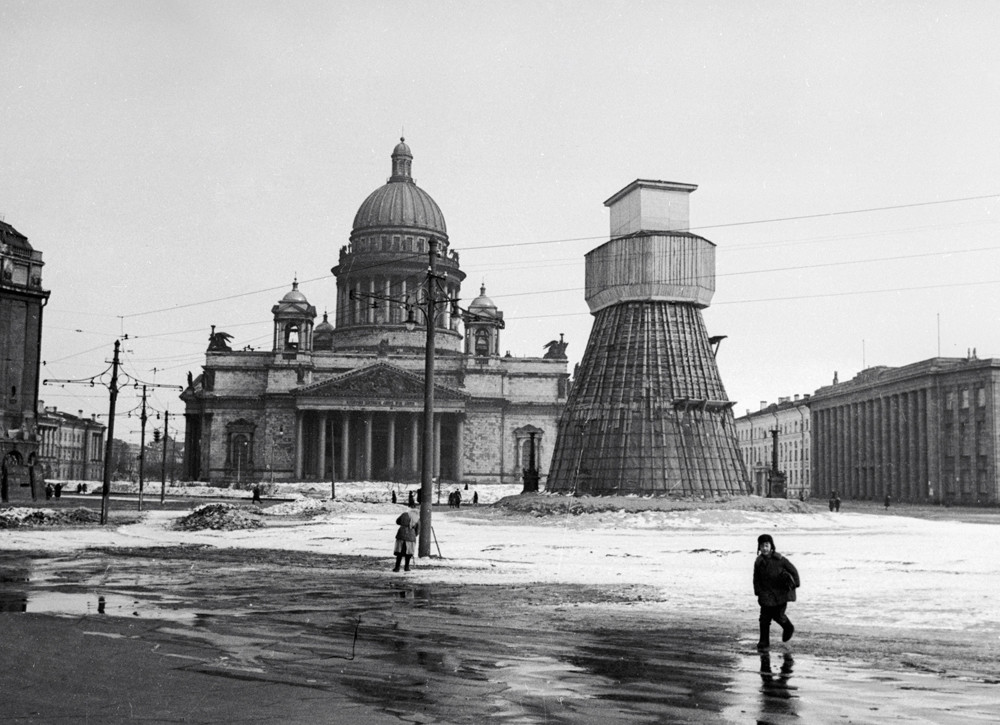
(753, 534, 800, 650)
(393, 510, 419, 572)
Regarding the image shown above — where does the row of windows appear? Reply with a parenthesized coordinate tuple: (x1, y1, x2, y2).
(741, 443, 811, 465)
(355, 234, 430, 254)
(736, 420, 810, 441)
(945, 387, 988, 410)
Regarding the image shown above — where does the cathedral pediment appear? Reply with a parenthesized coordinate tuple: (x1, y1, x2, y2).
(295, 362, 467, 403)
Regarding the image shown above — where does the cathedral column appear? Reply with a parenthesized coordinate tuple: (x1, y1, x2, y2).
(295, 411, 304, 480)
(410, 413, 420, 471)
(364, 414, 373, 479)
(340, 412, 350, 481)
(454, 415, 464, 483)
(318, 412, 327, 481)
(433, 414, 442, 479)
(387, 414, 396, 473)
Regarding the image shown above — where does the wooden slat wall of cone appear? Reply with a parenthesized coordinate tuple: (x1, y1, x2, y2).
(547, 180, 750, 497)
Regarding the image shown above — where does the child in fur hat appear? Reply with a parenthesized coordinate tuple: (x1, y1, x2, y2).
(753, 534, 800, 650)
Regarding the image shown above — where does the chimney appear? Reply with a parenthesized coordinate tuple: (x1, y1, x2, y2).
(760, 401, 768, 410)
(794, 394, 800, 401)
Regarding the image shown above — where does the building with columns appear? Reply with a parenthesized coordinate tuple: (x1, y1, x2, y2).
(35, 404, 105, 481)
(181, 139, 570, 487)
(810, 355, 1000, 505)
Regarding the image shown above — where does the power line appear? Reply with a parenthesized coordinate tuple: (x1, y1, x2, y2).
(112, 193, 999, 320)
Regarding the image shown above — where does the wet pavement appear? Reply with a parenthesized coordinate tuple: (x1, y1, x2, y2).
(1, 547, 997, 724)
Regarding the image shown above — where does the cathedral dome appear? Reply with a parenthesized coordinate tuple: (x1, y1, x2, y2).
(352, 138, 447, 236)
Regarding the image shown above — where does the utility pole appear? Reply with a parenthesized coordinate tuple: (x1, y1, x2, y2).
(419, 237, 438, 558)
(160, 409, 169, 504)
(138, 385, 148, 511)
(349, 235, 498, 558)
(100, 340, 121, 525)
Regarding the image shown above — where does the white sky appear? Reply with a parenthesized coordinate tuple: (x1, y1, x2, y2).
(2, 1, 999, 441)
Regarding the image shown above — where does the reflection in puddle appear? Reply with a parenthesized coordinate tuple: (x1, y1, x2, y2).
(0, 590, 196, 621)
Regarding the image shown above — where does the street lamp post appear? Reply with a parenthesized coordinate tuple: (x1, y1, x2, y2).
(417, 237, 439, 558)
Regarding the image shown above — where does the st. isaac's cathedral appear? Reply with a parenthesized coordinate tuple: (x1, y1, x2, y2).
(181, 139, 570, 486)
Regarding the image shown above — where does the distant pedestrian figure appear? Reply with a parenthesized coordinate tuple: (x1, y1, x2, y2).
(407, 491, 415, 508)
(393, 510, 419, 572)
(828, 491, 837, 512)
(252, 485, 261, 504)
(472, 491, 478, 505)
(834, 494, 841, 512)
(54, 483, 62, 499)
(391, 490, 397, 505)
(453, 489, 461, 508)
(884, 493, 891, 509)
(45, 483, 53, 500)
(753, 534, 800, 651)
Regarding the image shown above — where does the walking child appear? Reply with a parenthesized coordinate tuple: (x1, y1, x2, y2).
(753, 534, 800, 650)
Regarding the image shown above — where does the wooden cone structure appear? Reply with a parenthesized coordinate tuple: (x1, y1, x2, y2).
(547, 180, 749, 497)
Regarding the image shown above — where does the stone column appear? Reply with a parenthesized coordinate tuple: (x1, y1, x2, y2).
(387, 414, 396, 473)
(454, 415, 464, 483)
(340, 412, 350, 481)
(410, 413, 420, 471)
(433, 414, 442, 479)
(318, 412, 327, 481)
(364, 414, 373, 480)
(295, 411, 304, 480)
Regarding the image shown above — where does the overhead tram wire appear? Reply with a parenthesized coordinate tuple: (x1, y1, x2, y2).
(42, 192, 1000, 373)
(105, 192, 999, 325)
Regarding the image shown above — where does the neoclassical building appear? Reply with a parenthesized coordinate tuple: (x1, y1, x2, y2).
(734, 396, 811, 499)
(182, 139, 570, 486)
(811, 355, 1000, 505)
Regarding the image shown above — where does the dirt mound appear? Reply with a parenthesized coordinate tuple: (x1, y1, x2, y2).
(492, 493, 814, 516)
(0, 507, 102, 528)
(174, 503, 264, 531)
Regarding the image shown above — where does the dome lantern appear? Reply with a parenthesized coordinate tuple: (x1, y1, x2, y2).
(272, 279, 317, 355)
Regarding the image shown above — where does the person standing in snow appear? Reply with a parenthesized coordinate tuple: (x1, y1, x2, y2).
(393, 510, 419, 572)
(753, 534, 800, 650)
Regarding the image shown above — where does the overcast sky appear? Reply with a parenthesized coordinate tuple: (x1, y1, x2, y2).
(3, 1, 999, 441)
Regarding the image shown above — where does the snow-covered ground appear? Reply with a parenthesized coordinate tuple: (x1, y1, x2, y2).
(6, 481, 1000, 642)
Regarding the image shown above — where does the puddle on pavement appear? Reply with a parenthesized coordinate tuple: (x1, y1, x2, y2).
(3, 552, 997, 725)
(0, 589, 197, 621)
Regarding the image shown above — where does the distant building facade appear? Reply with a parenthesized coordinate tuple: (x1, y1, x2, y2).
(36, 405, 106, 481)
(0, 219, 50, 500)
(734, 396, 811, 499)
(181, 140, 569, 486)
(811, 355, 1000, 505)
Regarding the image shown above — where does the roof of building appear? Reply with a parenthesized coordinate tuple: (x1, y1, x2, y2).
(468, 284, 497, 313)
(0, 220, 33, 251)
(352, 139, 447, 236)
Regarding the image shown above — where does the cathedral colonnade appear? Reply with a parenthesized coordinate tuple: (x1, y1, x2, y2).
(294, 409, 464, 484)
